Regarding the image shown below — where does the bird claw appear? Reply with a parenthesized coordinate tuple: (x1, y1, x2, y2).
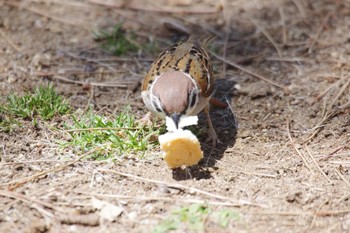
(205, 127, 222, 148)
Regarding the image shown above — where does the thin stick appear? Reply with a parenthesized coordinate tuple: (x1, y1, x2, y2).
(308, 13, 332, 53)
(303, 101, 350, 143)
(334, 168, 350, 190)
(319, 145, 348, 161)
(59, 49, 117, 72)
(252, 21, 282, 57)
(0, 190, 65, 213)
(254, 210, 312, 216)
(222, 32, 229, 78)
(77, 192, 240, 207)
(239, 170, 277, 178)
(210, 52, 287, 91)
(305, 145, 332, 183)
(39, 74, 128, 88)
(266, 56, 311, 62)
(279, 7, 287, 45)
(98, 169, 265, 207)
(292, 0, 307, 18)
(28, 203, 54, 220)
(225, 97, 238, 129)
(1, 146, 103, 189)
(315, 208, 350, 216)
(330, 77, 350, 107)
(255, 208, 350, 216)
(0, 28, 21, 52)
(286, 119, 313, 172)
(328, 160, 350, 165)
(1, 160, 75, 166)
(309, 203, 324, 229)
(89, 0, 220, 14)
(1, 140, 6, 161)
(312, 76, 344, 104)
(221, 0, 231, 78)
(29, 0, 91, 9)
(4, 2, 90, 31)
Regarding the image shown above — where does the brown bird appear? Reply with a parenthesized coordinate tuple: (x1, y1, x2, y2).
(141, 40, 219, 146)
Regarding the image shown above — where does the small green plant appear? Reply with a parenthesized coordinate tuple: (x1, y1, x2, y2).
(212, 208, 239, 228)
(62, 109, 161, 159)
(0, 115, 20, 133)
(0, 85, 69, 121)
(142, 39, 161, 55)
(152, 204, 239, 233)
(93, 23, 138, 56)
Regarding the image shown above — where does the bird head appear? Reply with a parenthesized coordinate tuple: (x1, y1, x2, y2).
(151, 70, 198, 130)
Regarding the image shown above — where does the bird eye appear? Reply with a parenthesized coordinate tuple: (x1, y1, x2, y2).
(189, 92, 197, 108)
(153, 99, 162, 113)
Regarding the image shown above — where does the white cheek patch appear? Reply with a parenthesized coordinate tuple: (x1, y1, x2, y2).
(165, 115, 198, 132)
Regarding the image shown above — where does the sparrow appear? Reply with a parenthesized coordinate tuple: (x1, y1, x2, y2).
(141, 40, 219, 146)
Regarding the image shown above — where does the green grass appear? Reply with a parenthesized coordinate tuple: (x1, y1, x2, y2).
(0, 115, 20, 133)
(152, 204, 239, 233)
(93, 23, 138, 56)
(0, 85, 70, 121)
(93, 22, 167, 57)
(0, 85, 161, 159)
(62, 109, 162, 160)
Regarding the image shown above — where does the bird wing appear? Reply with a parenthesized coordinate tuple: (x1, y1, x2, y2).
(143, 41, 214, 98)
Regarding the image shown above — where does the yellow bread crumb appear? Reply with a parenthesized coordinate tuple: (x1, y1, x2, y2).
(159, 130, 203, 169)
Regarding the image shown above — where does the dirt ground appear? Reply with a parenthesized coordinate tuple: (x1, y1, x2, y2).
(1, 0, 350, 232)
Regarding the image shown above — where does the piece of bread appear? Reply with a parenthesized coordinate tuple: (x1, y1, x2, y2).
(159, 129, 203, 169)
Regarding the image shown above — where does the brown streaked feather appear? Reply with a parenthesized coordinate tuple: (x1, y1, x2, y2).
(142, 41, 214, 98)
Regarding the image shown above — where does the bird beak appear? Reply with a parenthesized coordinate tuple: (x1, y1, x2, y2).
(170, 113, 181, 129)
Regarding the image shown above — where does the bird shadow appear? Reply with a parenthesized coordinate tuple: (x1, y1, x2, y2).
(172, 79, 238, 180)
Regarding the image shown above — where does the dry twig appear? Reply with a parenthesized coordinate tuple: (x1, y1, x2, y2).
(286, 119, 314, 172)
(89, 0, 220, 14)
(303, 101, 350, 143)
(77, 192, 240, 207)
(334, 168, 350, 190)
(36, 73, 128, 88)
(308, 13, 332, 53)
(59, 49, 118, 72)
(0, 190, 66, 213)
(0, 28, 21, 52)
(210, 52, 287, 91)
(98, 169, 265, 207)
(1, 146, 102, 190)
(279, 7, 287, 45)
(252, 20, 282, 57)
(4, 1, 90, 30)
(292, 0, 307, 18)
(305, 145, 331, 183)
(312, 75, 345, 104)
(255, 208, 350, 217)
